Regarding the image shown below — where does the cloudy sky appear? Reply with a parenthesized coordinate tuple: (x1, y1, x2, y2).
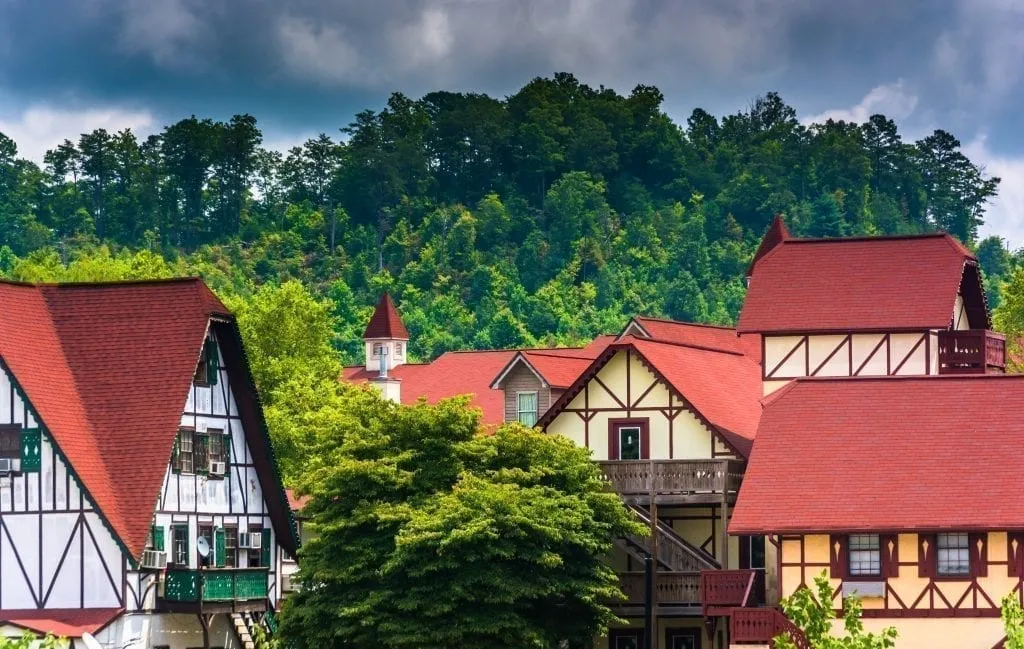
(2, 0, 1024, 245)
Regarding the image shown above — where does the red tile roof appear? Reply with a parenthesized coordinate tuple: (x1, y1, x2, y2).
(0, 608, 122, 637)
(730, 375, 1024, 534)
(363, 293, 409, 339)
(627, 317, 761, 361)
(344, 351, 516, 425)
(0, 278, 296, 560)
(539, 336, 764, 456)
(286, 488, 309, 512)
(746, 214, 790, 276)
(737, 232, 977, 333)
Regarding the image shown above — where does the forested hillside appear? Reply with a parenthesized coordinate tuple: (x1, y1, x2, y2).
(0, 73, 1015, 364)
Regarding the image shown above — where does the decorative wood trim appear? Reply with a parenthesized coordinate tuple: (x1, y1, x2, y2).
(810, 334, 851, 376)
(765, 336, 808, 379)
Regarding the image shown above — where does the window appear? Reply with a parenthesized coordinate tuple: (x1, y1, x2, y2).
(172, 524, 190, 567)
(609, 630, 643, 649)
(223, 524, 238, 568)
(198, 524, 214, 566)
(194, 338, 219, 386)
(937, 533, 970, 576)
(666, 629, 700, 649)
(372, 343, 384, 357)
(517, 392, 538, 427)
(395, 342, 404, 358)
(618, 426, 642, 460)
(247, 524, 264, 567)
(174, 428, 195, 474)
(206, 429, 225, 466)
(848, 534, 881, 576)
(0, 425, 20, 460)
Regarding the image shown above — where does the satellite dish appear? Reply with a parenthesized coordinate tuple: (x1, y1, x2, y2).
(80, 632, 103, 649)
(196, 536, 211, 559)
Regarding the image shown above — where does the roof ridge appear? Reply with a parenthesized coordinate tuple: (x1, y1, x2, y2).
(786, 232, 956, 244)
(0, 276, 205, 288)
(626, 336, 745, 357)
(635, 315, 738, 332)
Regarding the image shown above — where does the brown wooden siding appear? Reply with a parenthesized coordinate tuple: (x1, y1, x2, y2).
(501, 364, 550, 423)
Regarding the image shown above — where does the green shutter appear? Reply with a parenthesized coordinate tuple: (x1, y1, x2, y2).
(20, 428, 41, 473)
(261, 529, 271, 567)
(152, 525, 165, 551)
(223, 432, 231, 470)
(215, 528, 226, 568)
(206, 339, 219, 386)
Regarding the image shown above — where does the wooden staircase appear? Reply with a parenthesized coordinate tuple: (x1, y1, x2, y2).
(619, 504, 720, 571)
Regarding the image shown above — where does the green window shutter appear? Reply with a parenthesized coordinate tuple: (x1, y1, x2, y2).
(223, 432, 231, 470)
(215, 528, 226, 568)
(20, 428, 41, 473)
(153, 526, 165, 552)
(171, 434, 180, 474)
(261, 529, 271, 567)
(206, 339, 219, 386)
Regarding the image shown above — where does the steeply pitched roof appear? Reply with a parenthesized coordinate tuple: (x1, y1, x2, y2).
(539, 336, 764, 457)
(730, 375, 1024, 534)
(0, 278, 296, 559)
(625, 317, 761, 361)
(737, 232, 979, 333)
(363, 293, 409, 339)
(746, 214, 790, 277)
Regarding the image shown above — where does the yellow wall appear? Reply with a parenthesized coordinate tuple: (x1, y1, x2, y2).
(779, 532, 1016, 649)
(598, 617, 723, 649)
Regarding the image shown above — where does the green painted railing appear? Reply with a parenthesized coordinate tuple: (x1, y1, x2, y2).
(164, 569, 269, 602)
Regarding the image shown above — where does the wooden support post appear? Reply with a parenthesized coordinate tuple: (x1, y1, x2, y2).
(198, 613, 212, 649)
(649, 459, 658, 644)
(719, 492, 730, 570)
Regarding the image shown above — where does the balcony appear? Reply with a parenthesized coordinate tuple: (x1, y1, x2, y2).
(597, 459, 744, 504)
(700, 569, 758, 616)
(937, 329, 1005, 374)
(616, 571, 702, 615)
(160, 568, 269, 613)
(731, 608, 809, 648)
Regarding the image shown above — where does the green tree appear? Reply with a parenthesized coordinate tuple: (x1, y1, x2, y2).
(994, 266, 1024, 373)
(1002, 595, 1024, 649)
(775, 571, 897, 649)
(280, 397, 643, 649)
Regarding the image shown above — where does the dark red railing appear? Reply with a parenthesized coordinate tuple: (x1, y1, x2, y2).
(730, 608, 810, 649)
(937, 330, 1005, 374)
(700, 569, 755, 616)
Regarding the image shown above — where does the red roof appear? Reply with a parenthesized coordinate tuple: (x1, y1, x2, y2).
(746, 214, 790, 276)
(0, 607, 121, 637)
(627, 317, 761, 362)
(344, 351, 516, 425)
(363, 293, 409, 339)
(539, 337, 763, 456)
(286, 488, 309, 512)
(737, 232, 977, 333)
(730, 375, 1024, 534)
(0, 279, 295, 560)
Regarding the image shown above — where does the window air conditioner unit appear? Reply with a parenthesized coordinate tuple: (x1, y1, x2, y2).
(141, 549, 168, 570)
(208, 461, 226, 476)
(0, 458, 15, 474)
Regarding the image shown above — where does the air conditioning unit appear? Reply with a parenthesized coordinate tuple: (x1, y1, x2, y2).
(0, 458, 17, 474)
(141, 549, 167, 570)
(208, 461, 226, 476)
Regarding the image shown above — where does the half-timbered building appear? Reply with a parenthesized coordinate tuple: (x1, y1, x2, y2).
(729, 375, 1024, 649)
(0, 279, 297, 649)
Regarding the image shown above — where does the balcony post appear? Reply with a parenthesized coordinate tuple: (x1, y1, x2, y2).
(719, 484, 730, 569)
(648, 461, 658, 643)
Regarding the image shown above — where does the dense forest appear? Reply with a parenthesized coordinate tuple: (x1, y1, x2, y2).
(0, 73, 1017, 364)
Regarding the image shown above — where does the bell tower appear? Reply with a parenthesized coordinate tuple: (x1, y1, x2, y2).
(363, 293, 409, 374)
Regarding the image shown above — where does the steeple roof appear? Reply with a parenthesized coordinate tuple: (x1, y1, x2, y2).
(745, 214, 790, 277)
(363, 293, 409, 339)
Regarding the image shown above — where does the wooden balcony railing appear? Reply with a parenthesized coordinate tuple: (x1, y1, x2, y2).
(937, 329, 1005, 374)
(597, 459, 744, 501)
(700, 569, 756, 616)
(617, 571, 701, 606)
(731, 608, 809, 649)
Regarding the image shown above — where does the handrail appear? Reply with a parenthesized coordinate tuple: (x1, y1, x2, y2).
(597, 459, 745, 496)
(937, 329, 1005, 374)
(700, 569, 756, 614)
(730, 608, 810, 649)
(627, 504, 720, 571)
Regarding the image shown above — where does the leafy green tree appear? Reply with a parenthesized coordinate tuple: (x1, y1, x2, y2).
(1002, 594, 1024, 649)
(775, 571, 897, 649)
(279, 394, 643, 649)
(994, 266, 1024, 373)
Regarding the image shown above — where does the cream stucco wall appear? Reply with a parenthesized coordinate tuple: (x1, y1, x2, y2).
(780, 533, 1015, 649)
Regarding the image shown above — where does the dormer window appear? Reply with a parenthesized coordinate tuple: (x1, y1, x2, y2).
(194, 337, 219, 386)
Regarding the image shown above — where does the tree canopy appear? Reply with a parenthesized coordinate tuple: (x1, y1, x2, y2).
(278, 395, 644, 649)
(0, 74, 1014, 366)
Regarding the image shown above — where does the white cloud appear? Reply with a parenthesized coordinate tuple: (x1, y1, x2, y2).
(803, 80, 919, 125)
(965, 134, 1024, 250)
(0, 105, 155, 164)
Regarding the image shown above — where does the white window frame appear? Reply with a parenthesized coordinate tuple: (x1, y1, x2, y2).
(395, 342, 404, 358)
(848, 534, 881, 576)
(617, 426, 643, 460)
(936, 532, 971, 576)
(517, 391, 538, 427)
(372, 342, 384, 357)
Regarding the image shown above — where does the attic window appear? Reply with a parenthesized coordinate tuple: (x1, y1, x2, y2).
(372, 343, 384, 357)
(194, 338, 219, 386)
(395, 342, 404, 358)
(0, 425, 20, 460)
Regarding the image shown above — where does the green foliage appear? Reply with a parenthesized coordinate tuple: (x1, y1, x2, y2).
(994, 266, 1024, 373)
(279, 393, 644, 649)
(0, 74, 1008, 361)
(1002, 594, 1024, 649)
(775, 571, 897, 649)
(0, 631, 67, 649)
